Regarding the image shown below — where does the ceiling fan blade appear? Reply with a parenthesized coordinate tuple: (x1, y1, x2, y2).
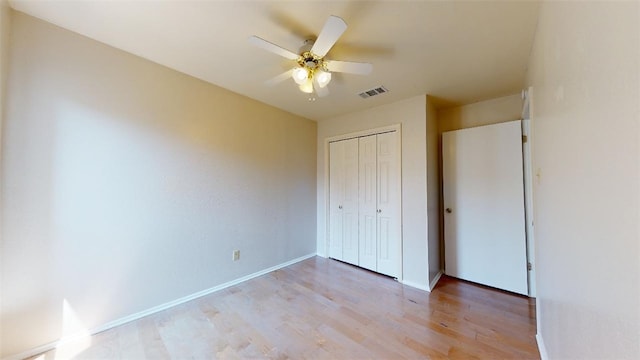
(248, 36, 299, 60)
(311, 15, 347, 57)
(265, 69, 294, 87)
(325, 60, 373, 75)
(313, 80, 330, 97)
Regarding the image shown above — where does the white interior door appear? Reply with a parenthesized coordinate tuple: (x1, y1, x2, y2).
(358, 135, 377, 271)
(376, 131, 401, 278)
(442, 120, 528, 295)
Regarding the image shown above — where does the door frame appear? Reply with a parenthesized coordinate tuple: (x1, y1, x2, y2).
(323, 123, 402, 281)
(521, 86, 537, 299)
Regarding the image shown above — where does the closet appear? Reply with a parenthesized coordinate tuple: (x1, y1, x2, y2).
(328, 130, 401, 278)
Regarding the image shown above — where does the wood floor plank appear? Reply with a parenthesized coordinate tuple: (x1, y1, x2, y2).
(31, 256, 539, 359)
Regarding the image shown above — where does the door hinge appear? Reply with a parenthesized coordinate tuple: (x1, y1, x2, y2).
(527, 262, 533, 271)
(522, 135, 528, 143)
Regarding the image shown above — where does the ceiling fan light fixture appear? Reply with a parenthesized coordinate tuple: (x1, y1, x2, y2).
(315, 69, 332, 88)
(292, 67, 309, 85)
(299, 78, 314, 94)
(250, 15, 373, 99)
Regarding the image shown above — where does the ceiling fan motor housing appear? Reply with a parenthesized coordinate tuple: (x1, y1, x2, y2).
(297, 39, 324, 72)
(300, 52, 320, 70)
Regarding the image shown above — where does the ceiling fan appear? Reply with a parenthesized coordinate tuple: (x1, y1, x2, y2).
(248, 15, 373, 98)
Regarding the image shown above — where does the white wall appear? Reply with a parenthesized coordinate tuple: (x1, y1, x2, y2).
(426, 96, 440, 285)
(0, 12, 317, 358)
(527, 1, 639, 358)
(317, 96, 431, 289)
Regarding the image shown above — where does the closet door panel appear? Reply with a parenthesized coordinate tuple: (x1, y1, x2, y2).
(378, 216, 391, 259)
(376, 131, 401, 278)
(328, 141, 344, 261)
(358, 135, 377, 271)
(341, 138, 360, 265)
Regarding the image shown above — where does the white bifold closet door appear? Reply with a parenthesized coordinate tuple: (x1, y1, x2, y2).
(329, 138, 359, 264)
(357, 135, 377, 271)
(329, 131, 400, 278)
(359, 132, 401, 277)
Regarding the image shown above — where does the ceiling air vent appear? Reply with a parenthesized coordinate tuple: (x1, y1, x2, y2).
(358, 86, 389, 99)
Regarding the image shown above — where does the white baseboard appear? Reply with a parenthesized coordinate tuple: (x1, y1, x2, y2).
(429, 270, 443, 291)
(4, 253, 317, 360)
(401, 279, 431, 292)
(536, 332, 549, 360)
(401, 271, 443, 293)
(4, 342, 58, 360)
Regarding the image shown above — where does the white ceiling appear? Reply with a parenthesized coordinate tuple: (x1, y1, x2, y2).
(9, 0, 540, 121)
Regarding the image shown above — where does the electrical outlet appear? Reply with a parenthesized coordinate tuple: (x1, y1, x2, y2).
(232, 250, 240, 261)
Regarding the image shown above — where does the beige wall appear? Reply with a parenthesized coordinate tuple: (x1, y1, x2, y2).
(0, 4, 9, 354)
(0, 0, 8, 202)
(316, 96, 432, 289)
(438, 93, 522, 134)
(0, 0, 7, 112)
(426, 96, 440, 285)
(527, 1, 639, 358)
(0, 12, 317, 358)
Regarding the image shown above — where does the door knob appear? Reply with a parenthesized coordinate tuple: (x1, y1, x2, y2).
(446, 208, 452, 213)
(338, 205, 343, 209)
(377, 209, 382, 213)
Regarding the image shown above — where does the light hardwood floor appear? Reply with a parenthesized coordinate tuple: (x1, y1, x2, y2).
(32, 256, 539, 359)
